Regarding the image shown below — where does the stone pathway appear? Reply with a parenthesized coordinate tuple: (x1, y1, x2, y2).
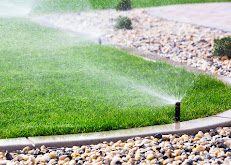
(146, 2, 231, 32)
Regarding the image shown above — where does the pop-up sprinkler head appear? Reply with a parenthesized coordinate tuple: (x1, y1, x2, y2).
(175, 102, 180, 122)
(98, 37, 102, 45)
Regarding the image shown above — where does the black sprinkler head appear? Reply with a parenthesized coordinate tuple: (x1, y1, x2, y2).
(175, 102, 180, 122)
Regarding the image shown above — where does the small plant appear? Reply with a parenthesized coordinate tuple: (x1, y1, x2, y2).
(213, 36, 231, 59)
(115, 0, 132, 11)
(115, 16, 133, 30)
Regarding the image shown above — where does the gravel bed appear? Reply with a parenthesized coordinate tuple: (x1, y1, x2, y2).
(2, 127, 231, 164)
(32, 8, 231, 77)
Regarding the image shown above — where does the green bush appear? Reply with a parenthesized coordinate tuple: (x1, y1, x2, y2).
(213, 36, 231, 59)
(115, 16, 132, 30)
(115, 0, 132, 11)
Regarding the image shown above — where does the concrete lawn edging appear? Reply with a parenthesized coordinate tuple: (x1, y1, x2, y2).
(1, 109, 231, 152)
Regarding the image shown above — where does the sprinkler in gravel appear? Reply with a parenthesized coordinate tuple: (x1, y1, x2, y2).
(98, 37, 102, 45)
(175, 102, 180, 122)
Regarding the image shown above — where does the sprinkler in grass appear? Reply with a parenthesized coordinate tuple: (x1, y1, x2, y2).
(175, 102, 180, 122)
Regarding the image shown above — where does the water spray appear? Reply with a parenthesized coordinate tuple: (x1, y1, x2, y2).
(175, 102, 180, 122)
(0, 1, 32, 18)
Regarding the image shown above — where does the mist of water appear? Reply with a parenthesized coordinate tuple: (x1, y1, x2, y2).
(0, 0, 32, 18)
(32, 12, 103, 45)
(122, 78, 182, 105)
(86, 63, 182, 106)
(1, 0, 189, 106)
(135, 85, 181, 105)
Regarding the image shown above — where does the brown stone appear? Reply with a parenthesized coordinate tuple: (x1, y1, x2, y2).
(59, 155, 67, 160)
(221, 56, 228, 61)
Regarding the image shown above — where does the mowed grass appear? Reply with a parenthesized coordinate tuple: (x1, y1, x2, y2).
(1, 18, 231, 138)
(33, 0, 231, 13)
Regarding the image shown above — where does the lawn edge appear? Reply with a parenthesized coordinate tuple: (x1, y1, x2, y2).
(1, 109, 231, 152)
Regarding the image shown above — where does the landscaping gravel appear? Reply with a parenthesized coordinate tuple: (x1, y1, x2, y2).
(2, 127, 231, 164)
(32, 8, 231, 77)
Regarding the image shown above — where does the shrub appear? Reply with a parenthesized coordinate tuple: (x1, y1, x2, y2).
(115, 0, 132, 11)
(115, 16, 132, 30)
(213, 36, 231, 59)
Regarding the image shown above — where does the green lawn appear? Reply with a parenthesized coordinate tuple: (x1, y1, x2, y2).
(1, 17, 231, 138)
(32, 0, 231, 13)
